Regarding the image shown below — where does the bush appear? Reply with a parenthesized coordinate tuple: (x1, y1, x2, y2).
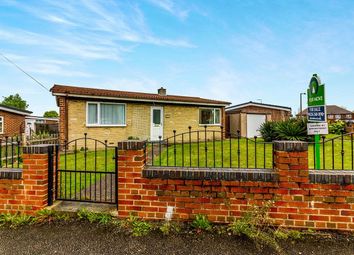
(259, 122, 277, 142)
(328, 120, 346, 134)
(259, 118, 308, 141)
(275, 119, 308, 141)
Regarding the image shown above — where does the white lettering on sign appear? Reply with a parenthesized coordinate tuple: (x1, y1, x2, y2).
(309, 96, 323, 103)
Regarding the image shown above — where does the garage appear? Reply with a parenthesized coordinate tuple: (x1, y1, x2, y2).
(225, 101, 291, 138)
(246, 114, 266, 138)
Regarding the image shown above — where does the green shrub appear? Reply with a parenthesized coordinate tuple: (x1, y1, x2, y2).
(159, 221, 181, 235)
(275, 119, 308, 141)
(259, 121, 278, 142)
(191, 214, 212, 232)
(259, 118, 309, 141)
(329, 120, 346, 134)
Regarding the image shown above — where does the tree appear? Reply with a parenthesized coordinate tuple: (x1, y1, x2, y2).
(43, 110, 59, 118)
(1, 94, 28, 110)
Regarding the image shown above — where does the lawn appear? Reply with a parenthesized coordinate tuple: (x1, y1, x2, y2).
(149, 138, 274, 169)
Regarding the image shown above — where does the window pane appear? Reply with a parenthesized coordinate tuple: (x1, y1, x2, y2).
(0, 117, 3, 133)
(100, 104, 125, 125)
(88, 104, 98, 124)
(200, 109, 214, 124)
(214, 109, 220, 124)
(153, 109, 161, 124)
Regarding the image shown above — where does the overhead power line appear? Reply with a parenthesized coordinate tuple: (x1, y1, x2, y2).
(0, 52, 49, 92)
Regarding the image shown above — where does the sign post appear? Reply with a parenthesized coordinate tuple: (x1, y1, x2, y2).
(307, 74, 327, 169)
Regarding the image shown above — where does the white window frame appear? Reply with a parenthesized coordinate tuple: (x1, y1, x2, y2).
(0, 116, 3, 134)
(86, 102, 126, 127)
(199, 108, 221, 126)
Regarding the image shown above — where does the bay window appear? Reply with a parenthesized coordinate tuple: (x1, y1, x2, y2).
(87, 102, 125, 126)
(199, 108, 221, 125)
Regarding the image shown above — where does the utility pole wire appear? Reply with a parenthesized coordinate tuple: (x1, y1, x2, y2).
(0, 52, 49, 92)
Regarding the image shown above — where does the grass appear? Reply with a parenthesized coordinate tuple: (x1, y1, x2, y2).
(58, 148, 116, 200)
(150, 138, 274, 169)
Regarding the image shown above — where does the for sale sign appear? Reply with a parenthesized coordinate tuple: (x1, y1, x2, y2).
(307, 74, 326, 123)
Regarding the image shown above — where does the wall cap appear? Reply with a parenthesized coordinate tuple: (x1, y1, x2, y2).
(274, 141, 308, 152)
(118, 140, 145, 150)
(23, 145, 56, 154)
(0, 168, 22, 180)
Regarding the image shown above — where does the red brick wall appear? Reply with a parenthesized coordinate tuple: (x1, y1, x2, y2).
(117, 142, 354, 231)
(0, 147, 53, 215)
(0, 110, 25, 138)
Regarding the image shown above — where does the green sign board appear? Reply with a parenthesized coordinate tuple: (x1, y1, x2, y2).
(307, 74, 325, 106)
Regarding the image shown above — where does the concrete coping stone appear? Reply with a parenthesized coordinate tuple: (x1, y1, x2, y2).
(309, 170, 354, 184)
(273, 141, 308, 152)
(23, 144, 57, 154)
(0, 168, 22, 180)
(143, 166, 278, 182)
(118, 140, 146, 150)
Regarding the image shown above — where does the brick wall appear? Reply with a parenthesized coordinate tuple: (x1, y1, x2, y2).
(117, 141, 354, 231)
(0, 145, 55, 215)
(0, 110, 26, 138)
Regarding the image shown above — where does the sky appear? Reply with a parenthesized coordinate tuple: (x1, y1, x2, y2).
(1, 0, 354, 116)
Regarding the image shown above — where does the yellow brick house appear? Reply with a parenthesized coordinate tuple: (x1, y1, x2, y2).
(51, 85, 230, 145)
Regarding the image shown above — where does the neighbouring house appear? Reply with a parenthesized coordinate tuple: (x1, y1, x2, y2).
(25, 116, 59, 136)
(226, 101, 291, 138)
(0, 104, 32, 138)
(298, 105, 354, 123)
(50, 84, 231, 146)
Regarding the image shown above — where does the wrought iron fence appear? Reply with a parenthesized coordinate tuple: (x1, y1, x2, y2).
(26, 133, 59, 145)
(0, 136, 22, 169)
(145, 127, 274, 169)
(309, 132, 354, 170)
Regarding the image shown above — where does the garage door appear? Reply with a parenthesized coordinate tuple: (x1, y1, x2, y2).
(246, 114, 266, 138)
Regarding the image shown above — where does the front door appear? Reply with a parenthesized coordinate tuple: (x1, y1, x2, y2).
(150, 106, 163, 141)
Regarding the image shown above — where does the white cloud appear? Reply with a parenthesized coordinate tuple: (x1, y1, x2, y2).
(147, 0, 190, 20)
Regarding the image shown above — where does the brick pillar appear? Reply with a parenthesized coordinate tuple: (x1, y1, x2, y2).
(22, 145, 54, 214)
(273, 141, 309, 227)
(274, 141, 309, 187)
(117, 141, 146, 218)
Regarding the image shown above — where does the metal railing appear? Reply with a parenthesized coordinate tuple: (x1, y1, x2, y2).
(145, 127, 274, 169)
(26, 133, 59, 145)
(0, 136, 22, 169)
(309, 132, 354, 170)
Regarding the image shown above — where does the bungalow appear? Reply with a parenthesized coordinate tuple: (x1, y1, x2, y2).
(50, 85, 231, 145)
(226, 101, 291, 138)
(0, 104, 32, 138)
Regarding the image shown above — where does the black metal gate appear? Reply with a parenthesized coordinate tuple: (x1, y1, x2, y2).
(55, 135, 118, 204)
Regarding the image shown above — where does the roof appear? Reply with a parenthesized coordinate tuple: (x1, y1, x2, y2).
(0, 104, 32, 116)
(298, 105, 353, 116)
(226, 101, 291, 112)
(25, 116, 59, 122)
(50, 84, 231, 106)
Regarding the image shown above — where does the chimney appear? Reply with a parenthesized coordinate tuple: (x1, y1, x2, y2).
(158, 87, 166, 96)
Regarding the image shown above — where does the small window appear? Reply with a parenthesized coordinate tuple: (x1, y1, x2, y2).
(0, 116, 3, 134)
(346, 114, 352, 119)
(327, 114, 334, 119)
(199, 108, 221, 125)
(87, 102, 125, 126)
(153, 109, 161, 125)
(335, 114, 341, 120)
